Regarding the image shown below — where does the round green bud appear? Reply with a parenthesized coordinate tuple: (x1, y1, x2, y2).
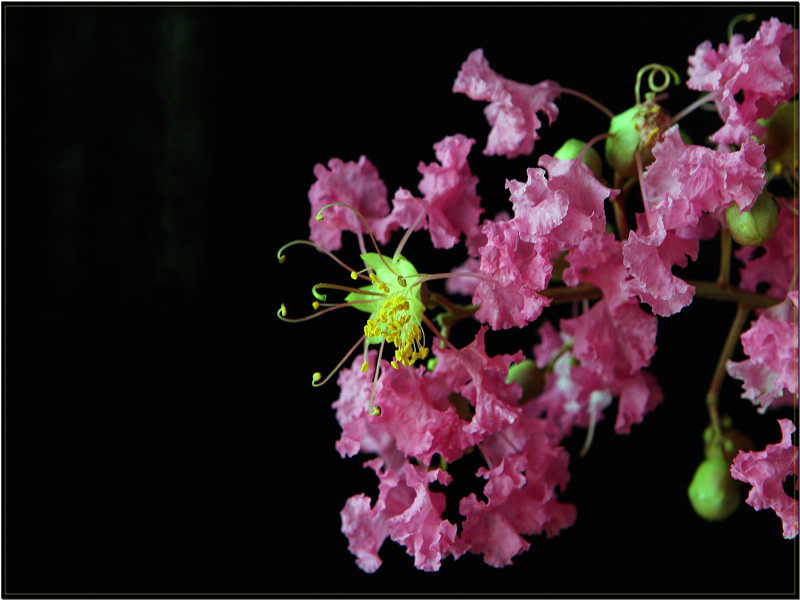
(506, 359, 546, 405)
(725, 193, 779, 246)
(687, 454, 741, 522)
(605, 100, 670, 179)
(554, 139, 604, 180)
(605, 106, 640, 179)
(758, 100, 798, 168)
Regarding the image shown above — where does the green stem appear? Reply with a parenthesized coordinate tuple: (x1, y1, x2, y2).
(705, 303, 750, 452)
(717, 227, 732, 287)
(689, 280, 781, 308)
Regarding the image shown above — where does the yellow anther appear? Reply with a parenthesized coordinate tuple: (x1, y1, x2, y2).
(370, 405, 382, 417)
(315, 213, 324, 222)
(391, 361, 399, 370)
(279, 303, 287, 317)
(370, 273, 379, 283)
(279, 255, 286, 264)
(361, 361, 369, 373)
(312, 300, 321, 310)
(312, 372, 322, 384)
(350, 271, 358, 280)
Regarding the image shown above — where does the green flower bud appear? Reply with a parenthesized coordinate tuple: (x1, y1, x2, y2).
(605, 98, 671, 179)
(554, 138, 603, 180)
(725, 193, 779, 246)
(506, 359, 546, 405)
(687, 453, 741, 522)
(758, 100, 798, 168)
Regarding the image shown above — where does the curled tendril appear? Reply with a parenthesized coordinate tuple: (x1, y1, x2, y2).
(634, 64, 681, 106)
(728, 13, 756, 42)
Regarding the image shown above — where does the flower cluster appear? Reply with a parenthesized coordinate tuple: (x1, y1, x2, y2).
(278, 15, 798, 571)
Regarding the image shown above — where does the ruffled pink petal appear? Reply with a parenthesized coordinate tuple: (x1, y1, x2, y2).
(622, 214, 699, 317)
(726, 295, 799, 412)
(452, 48, 561, 158)
(308, 156, 390, 251)
(561, 299, 658, 381)
(614, 372, 664, 434)
(687, 18, 798, 144)
(332, 351, 394, 459)
(472, 219, 553, 329)
(414, 134, 484, 249)
(730, 419, 798, 539)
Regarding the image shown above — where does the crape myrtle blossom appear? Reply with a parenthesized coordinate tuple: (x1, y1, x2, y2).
(453, 48, 561, 159)
(730, 419, 799, 539)
(278, 16, 799, 574)
(687, 17, 798, 145)
(727, 292, 799, 413)
(340, 458, 468, 572)
(469, 155, 618, 329)
(623, 125, 766, 316)
(308, 156, 392, 252)
(388, 134, 485, 250)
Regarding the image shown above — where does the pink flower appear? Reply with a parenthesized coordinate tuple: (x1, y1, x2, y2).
(622, 213, 699, 317)
(371, 360, 478, 465)
(433, 327, 524, 440)
(563, 231, 636, 308)
(340, 458, 466, 572)
(452, 48, 561, 158)
(561, 299, 658, 383)
(459, 418, 576, 568)
(308, 156, 391, 251)
(642, 126, 766, 231)
(508, 158, 616, 254)
(388, 134, 484, 250)
(529, 307, 662, 437)
(730, 419, 798, 539)
(687, 18, 798, 145)
(332, 350, 397, 462)
(471, 219, 553, 329)
(727, 295, 799, 413)
(627, 126, 764, 316)
(736, 199, 799, 300)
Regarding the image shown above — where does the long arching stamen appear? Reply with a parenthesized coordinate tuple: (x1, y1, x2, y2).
(393, 197, 430, 261)
(670, 90, 720, 126)
(312, 283, 385, 300)
(312, 335, 367, 388)
(278, 239, 361, 277)
(277, 296, 382, 324)
(635, 149, 653, 233)
(411, 271, 499, 288)
(577, 132, 615, 162)
(559, 87, 615, 120)
(316, 202, 399, 277)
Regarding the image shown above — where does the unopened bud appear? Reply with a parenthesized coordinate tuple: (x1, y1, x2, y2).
(506, 359, 546, 405)
(554, 139, 604, 180)
(758, 100, 798, 167)
(687, 453, 741, 522)
(726, 193, 779, 246)
(605, 99, 670, 179)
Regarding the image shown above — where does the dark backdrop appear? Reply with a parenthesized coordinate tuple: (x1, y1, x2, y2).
(4, 3, 798, 597)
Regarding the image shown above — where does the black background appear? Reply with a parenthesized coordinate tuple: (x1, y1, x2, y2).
(4, 3, 798, 597)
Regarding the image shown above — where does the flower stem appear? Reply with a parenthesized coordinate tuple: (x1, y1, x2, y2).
(717, 227, 732, 286)
(705, 303, 750, 448)
(688, 280, 781, 308)
(559, 87, 615, 120)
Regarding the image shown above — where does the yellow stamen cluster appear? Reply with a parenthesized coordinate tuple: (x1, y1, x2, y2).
(363, 281, 428, 371)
